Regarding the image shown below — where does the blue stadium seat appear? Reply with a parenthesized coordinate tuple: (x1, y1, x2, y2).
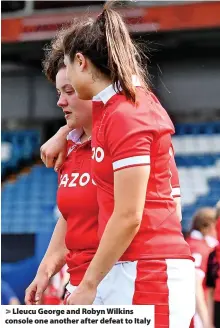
(173, 123, 220, 230)
(1, 130, 40, 174)
(2, 164, 57, 234)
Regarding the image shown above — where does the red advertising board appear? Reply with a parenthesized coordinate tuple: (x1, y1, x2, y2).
(2, 2, 220, 43)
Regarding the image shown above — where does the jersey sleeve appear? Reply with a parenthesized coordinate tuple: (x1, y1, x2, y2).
(169, 144, 181, 198)
(104, 105, 154, 172)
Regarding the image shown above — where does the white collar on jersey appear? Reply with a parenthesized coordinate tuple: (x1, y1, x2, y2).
(190, 230, 203, 240)
(205, 235, 219, 248)
(92, 75, 141, 105)
(67, 128, 84, 143)
(67, 128, 91, 144)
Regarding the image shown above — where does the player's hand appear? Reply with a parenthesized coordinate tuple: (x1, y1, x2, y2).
(25, 273, 49, 305)
(66, 283, 97, 305)
(40, 126, 70, 171)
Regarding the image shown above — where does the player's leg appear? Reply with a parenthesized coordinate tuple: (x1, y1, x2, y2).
(98, 261, 138, 305)
(100, 259, 195, 327)
(133, 259, 195, 327)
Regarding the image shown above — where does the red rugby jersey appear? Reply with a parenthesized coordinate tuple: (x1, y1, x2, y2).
(186, 230, 214, 281)
(169, 144, 181, 199)
(57, 129, 99, 285)
(92, 85, 192, 261)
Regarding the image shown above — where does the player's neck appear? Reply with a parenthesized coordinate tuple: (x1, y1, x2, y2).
(81, 126, 91, 142)
(91, 77, 112, 98)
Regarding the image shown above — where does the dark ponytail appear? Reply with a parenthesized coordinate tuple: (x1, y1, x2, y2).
(63, 2, 148, 102)
(101, 7, 148, 101)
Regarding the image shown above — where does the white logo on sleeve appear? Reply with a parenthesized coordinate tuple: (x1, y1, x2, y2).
(92, 147, 105, 163)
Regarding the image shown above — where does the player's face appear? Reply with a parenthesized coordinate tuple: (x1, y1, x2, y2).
(64, 54, 93, 100)
(56, 67, 92, 129)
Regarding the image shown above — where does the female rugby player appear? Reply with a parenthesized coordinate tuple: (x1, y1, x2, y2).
(40, 5, 194, 326)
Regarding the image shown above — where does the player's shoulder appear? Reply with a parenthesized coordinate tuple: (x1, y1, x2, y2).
(104, 90, 153, 128)
(106, 93, 135, 114)
(106, 89, 174, 132)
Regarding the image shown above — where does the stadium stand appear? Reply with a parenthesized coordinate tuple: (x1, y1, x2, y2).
(1, 130, 45, 303)
(173, 122, 220, 231)
(1, 166, 57, 233)
(1, 130, 40, 176)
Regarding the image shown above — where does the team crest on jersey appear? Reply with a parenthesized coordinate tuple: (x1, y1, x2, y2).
(67, 145, 77, 156)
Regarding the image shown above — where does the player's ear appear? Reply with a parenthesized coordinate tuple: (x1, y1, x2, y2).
(75, 53, 86, 71)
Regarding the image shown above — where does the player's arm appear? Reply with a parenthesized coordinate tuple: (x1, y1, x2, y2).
(37, 214, 68, 277)
(40, 125, 70, 170)
(25, 215, 68, 304)
(170, 144, 182, 221)
(76, 106, 152, 296)
(82, 165, 150, 289)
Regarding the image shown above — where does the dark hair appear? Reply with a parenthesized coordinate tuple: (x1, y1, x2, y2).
(42, 28, 68, 83)
(62, 3, 148, 102)
(191, 207, 216, 233)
